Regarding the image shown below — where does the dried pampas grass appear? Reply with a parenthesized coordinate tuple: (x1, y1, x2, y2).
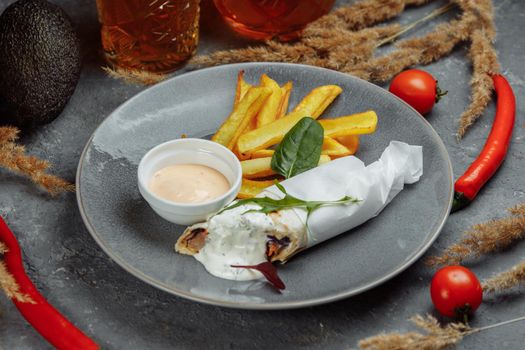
(483, 260, 525, 293)
(304, 0, 419, 34)
(192, 24, 403, 71)
(347, 2, 464, 80)
(457, 29, 500, 138)
(358, 315, 469, 350)
(191, 0, 433, 70)
(103, 66, 167, 86)
(456, 0, 500, 138)
(0, 126, 74, 195)
(358, 314, 525, 349)
(0, 243, 34, 303)
(426, 203, 525, 267)
(190, 0, 499, 137)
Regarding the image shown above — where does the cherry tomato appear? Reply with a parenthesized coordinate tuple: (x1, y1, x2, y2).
(389, 69, 447, 115)
(430, 266, 483, 318)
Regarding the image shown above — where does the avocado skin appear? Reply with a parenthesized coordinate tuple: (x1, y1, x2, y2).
(0, 0, 81, 127)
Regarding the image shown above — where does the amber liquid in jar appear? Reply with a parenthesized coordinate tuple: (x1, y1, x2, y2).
(213, 0, 335, 41)
(96, 0, 200, 73)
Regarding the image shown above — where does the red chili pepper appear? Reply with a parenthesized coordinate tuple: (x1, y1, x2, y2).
(452, 74, 516, 212)
(0, 216, 100, 350)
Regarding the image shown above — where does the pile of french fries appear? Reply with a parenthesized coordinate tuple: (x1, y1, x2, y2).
(212, 71, 378, 199)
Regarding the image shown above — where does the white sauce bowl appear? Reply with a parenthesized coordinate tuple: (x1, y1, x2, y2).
(138, 138, 242, 225)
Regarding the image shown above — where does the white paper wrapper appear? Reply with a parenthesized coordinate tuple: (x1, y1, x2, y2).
(262, 141, 423, 248)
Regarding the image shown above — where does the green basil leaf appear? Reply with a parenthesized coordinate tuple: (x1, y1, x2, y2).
(271, 117, 324, 179)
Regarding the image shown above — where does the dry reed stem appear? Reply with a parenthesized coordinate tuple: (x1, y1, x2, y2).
(455, 0, 499, 138)
(192, 0, 499, 136)
(192, 24, 401, 70)
(192, 1, 465, 82)
(348, 4, 477, 82)
(102, 66, 167, 86)
(0, 127, 74, 195)
(395, 15, 473, 63)
(0, 126, 19, 144)
(304, 0, 425, 35)
(509, 204, 525, 217)
(455, 0, 496, 38)
(457, 29, 500, 138)
(191, 0, 430, 69)
(483, 260, 525, 293)
(358, 314, 525, 349)
(358, 314, 470, 350)
(0, 243, 34, 303)
(346, 47, 422, 81)
(426, 203, 525, 267)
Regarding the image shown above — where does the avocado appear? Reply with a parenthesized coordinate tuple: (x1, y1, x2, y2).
(0, 0, 81, 127)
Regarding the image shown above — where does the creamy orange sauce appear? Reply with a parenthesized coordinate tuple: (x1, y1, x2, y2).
(149, 164, 230, 203)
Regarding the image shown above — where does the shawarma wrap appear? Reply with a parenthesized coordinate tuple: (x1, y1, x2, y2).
(176, 141, 423, 281)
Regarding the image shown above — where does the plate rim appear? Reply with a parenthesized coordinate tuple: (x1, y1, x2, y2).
(76, 62, 454, 310)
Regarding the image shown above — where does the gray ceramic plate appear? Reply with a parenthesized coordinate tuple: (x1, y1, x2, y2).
(77, 63, 453, 309)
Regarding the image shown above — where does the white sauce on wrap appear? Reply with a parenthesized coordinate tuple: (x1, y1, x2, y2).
(194, 205, 304, 281)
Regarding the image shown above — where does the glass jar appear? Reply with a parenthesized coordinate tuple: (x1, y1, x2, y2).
(96, 0, 200, 73)
(213, 0, 335, 41)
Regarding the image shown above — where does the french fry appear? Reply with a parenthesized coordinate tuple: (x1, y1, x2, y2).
(319, 111, 378, 138)
(238, 179, 277, 199)
(318, 154, 331, 165)
(235, 99, 259, 159)
(235, 115, 256, 160)
(276, 81, 293, 119)
(229, 88, 272, 149)
(292, 85, 343, 118)
(237, 113, 310, 156)
(233, 71, 243, 108)
(321, 137, 352, 157)
(336, 135, 360, 155)
(233, 70, 252, 109)
(212, 86, 271, 149)
(241, 157, 275, 178)
(242, 155, 331, 179)
(235, 73, 257, 139)
(256, 74, 284, 128)
(231, 71, 254, 156)
(237, 85, 343, 155)
(244, 78, 290, 158)
(251, 149, 275, 159)
(240, 80, 251, 101)
(236, 117, 257, 157)
(251, 137, 352, 159)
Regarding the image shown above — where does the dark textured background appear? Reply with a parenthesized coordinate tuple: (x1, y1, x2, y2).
(0, 0, 524, 349)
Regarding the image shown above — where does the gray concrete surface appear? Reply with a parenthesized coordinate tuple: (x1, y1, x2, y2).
(0, 0, 524, 349)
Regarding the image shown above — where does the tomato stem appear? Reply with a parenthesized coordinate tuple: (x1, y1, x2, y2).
(455, 304, 473, 324)
(435, 80, 448, 103)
